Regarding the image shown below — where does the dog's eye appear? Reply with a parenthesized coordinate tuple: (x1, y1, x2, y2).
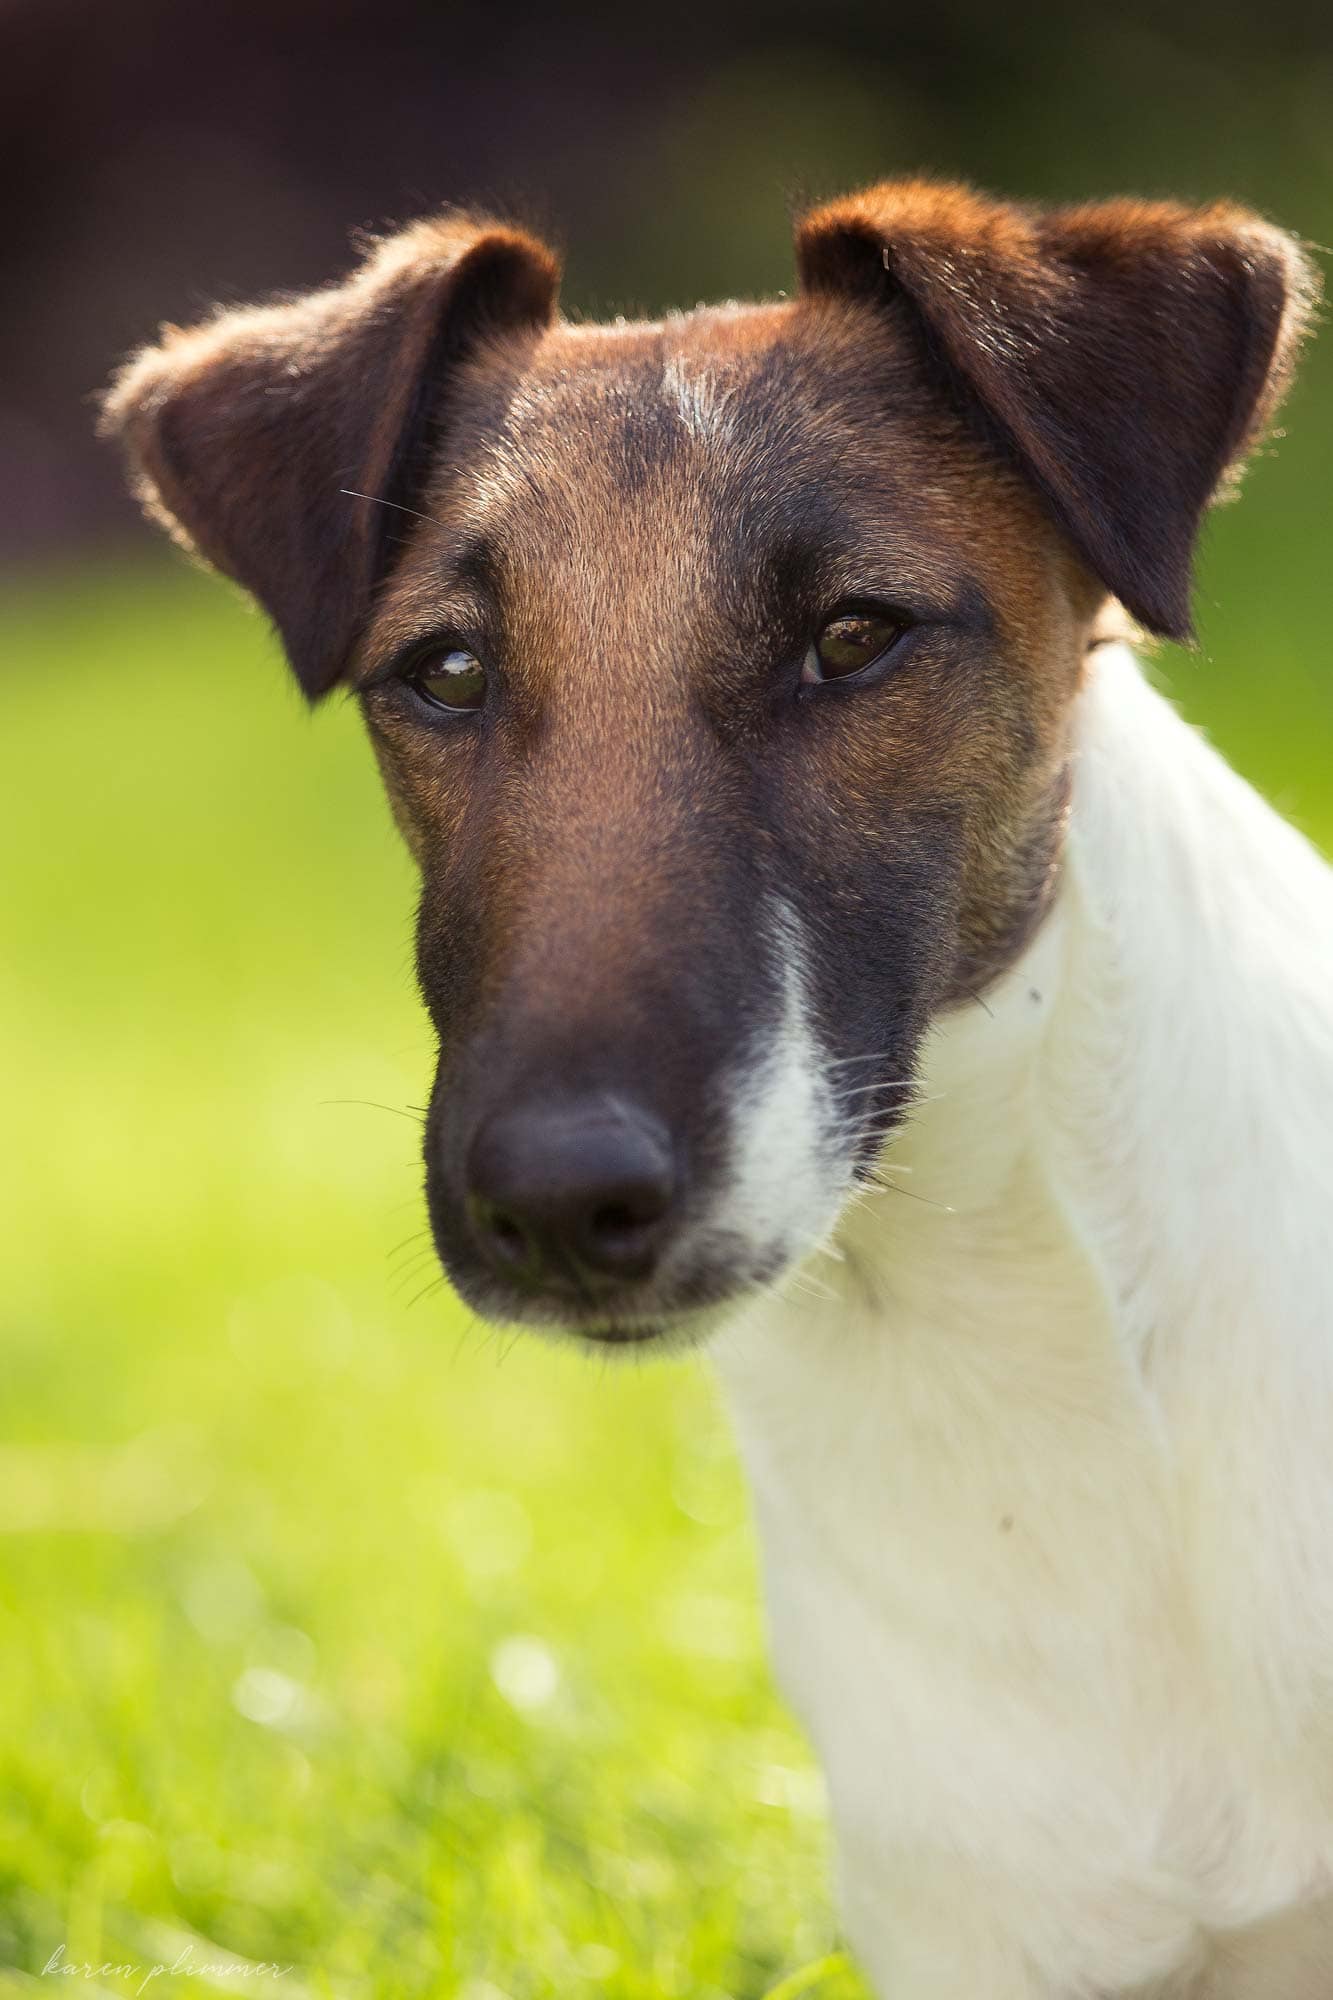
(408, 649, 487, 713)
(801, 610, 907, 686)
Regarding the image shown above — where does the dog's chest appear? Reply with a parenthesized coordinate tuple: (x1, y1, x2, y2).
(712, 1139, 1328, 1965)
(715, 1153, 1183, 1802)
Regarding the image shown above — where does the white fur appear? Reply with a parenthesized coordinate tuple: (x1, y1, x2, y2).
(713, 644, 1333, 1999)
(706, 905, 845, 1278)
(661, 350, 737, 445)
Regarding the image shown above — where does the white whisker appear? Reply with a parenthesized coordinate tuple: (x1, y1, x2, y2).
(339, 486, 446, 529)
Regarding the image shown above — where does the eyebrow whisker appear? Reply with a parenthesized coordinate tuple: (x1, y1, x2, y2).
(340, 486, 446, 529)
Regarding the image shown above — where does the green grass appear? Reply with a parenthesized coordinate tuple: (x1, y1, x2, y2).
(0, 562, 865, 2000)
(1, 547, 1328, 1999)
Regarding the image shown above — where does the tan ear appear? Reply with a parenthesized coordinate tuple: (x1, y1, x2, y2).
(796, 180, 1318, 640)
(101, 217, 561, 696)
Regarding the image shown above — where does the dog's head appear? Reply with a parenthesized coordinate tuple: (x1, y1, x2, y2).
(104, 183, 1316, 1346)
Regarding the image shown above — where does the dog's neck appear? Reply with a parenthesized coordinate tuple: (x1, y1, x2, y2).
(714, 638, 1331, 1455)
(710, 642, 1333, 1994)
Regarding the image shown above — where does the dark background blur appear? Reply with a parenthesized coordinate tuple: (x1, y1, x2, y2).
(5, 0, 1332, 565)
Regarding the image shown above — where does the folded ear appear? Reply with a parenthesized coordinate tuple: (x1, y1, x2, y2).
(796, 181, 1318, 639)
(101, 216, 561, 696)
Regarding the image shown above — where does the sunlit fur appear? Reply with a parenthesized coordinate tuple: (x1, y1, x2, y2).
(715, 643, 1333, 1998)
(102, 178, 1329, 1997)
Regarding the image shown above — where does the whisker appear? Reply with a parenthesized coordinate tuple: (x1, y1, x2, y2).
(404, 1274, 448, 1312)
(854, 1135, 937, 1168)
(777, 1269, 835, 1308)
(857, 1171, 954, 1212)
(855, 1091, 944, 1136)
(780, 1218, 851, 1285)
(322, 1098, 427, 1124)
(847, 1176, 888, 1202)
(387, 1227, 434, 1260)
(829, 1079, 919, 1102)
(389, 1244, 439, 1279)
(391, 1263, 443, 1301)
(388, 1255, 438, 1288)
(451, 1307, 501, 1366)
(339, 486, 446, 529)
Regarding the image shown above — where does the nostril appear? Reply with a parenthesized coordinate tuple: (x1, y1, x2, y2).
(464, 1096, 678, 1291)
(585, 1198, 665, 1267)
(485, 1207, 530, 1268)
(591, 1201, 641, 1239)
(571, 1171, 673, 1279)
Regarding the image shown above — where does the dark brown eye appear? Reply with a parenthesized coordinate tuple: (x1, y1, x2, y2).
(801, 610, 907, 686)
(408, 648, 487, 713)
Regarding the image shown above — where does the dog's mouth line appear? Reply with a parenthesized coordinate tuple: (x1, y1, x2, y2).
(443, 1252, 786, 1351)
(462, 1283, 731, 1341)
(440, 1206, 869, 1353)
(576, 1321, 666, 1347)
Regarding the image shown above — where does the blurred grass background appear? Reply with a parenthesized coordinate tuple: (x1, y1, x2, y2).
(2, 3, 1331, 1995)
(0, 568, 859, 2000)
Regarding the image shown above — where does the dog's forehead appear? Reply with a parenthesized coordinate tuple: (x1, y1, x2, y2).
(369, 292, 1065, 676)
(506, 300, 875, 434)
(439, 296, 959, 535)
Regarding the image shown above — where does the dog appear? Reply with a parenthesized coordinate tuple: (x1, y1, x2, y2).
(104, 180, 1332, 1998)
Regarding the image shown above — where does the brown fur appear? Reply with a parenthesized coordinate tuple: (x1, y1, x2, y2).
(100, 180, 1317, 1328)
(353, 297, 1109, 1016)
(798, 181, 1317, 641)
(101, 216, 561, 696)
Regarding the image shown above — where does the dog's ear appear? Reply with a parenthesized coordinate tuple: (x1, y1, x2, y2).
(795, 181, 1318, 639)
(101, 217, 561, 697)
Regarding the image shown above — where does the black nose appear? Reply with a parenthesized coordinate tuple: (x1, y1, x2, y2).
(465, 1096, 677, 1293)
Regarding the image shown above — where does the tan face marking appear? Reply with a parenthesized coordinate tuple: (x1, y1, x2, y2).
(344, 295, 1108, 1327)
(358, 296, 1099, 1021)
(105, 182, 1310, 1339)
